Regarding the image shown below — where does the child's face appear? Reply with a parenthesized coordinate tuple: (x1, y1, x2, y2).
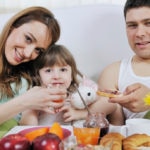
(126, 7, 150, 59)
(39, 64, 72, 88)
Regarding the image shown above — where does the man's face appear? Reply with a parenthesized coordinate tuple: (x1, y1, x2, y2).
(126, 7, 150, 59)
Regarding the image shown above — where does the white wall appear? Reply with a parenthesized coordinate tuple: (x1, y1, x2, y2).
(0, 0, 126, 13)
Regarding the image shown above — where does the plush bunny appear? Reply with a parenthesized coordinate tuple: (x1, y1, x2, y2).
(70, 76, 98, 109)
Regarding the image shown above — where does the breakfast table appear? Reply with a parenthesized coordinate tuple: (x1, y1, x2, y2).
(5, 124, 122, 137)
(2, 120, 150, 150)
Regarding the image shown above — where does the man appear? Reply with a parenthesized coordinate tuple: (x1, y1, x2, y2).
(90, 0, 150, 125)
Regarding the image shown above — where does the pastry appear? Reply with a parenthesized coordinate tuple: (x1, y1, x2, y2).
(123, 133, 150, 150)
(96, 90, 122, 98)
(100, 132, 124, 150)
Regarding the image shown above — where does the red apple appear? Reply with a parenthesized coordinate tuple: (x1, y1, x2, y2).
(32, 133, 61, 150)
(0, 134, 31, 150)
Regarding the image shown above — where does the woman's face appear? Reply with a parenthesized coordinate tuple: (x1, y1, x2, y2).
(5, 21, 52, 65)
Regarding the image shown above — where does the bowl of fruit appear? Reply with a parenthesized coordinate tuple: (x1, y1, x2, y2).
(0, 122, 71, 150)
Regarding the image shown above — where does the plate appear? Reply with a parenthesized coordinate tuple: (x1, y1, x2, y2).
(18, 126, 71, 139)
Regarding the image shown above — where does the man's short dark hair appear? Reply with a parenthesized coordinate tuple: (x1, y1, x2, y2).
(124, 0, 150, 18)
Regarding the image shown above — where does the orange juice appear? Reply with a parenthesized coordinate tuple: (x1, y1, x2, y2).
(73, 127, 100, 145)
(52, 99, 64, 103)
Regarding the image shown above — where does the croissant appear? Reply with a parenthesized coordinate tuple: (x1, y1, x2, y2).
(123, 133, 150, 150)
(100, 132, 124, 150)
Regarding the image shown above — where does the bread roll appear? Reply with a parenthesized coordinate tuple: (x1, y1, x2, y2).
(100, 132, 124, 150)
(96, 91, 121, 98)
(141, 141, 150, 147)
(123, 133, 150, 150)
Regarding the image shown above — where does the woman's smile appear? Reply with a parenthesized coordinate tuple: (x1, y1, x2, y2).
(5, 21, 50, 65)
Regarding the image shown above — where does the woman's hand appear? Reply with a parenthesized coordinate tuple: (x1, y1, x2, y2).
(19, 86, 67, 113)
(109, 83, 150, 112)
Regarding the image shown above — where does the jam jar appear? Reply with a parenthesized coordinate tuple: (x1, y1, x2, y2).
(83, 112, 109, 138)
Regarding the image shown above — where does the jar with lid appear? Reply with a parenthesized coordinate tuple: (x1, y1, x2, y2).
(83, 112, 109, 138)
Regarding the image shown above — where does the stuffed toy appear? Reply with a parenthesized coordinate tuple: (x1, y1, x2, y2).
(70, 76, 98, 109)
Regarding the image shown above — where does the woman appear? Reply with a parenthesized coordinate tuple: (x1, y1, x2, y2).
(0, 6, 66, 125)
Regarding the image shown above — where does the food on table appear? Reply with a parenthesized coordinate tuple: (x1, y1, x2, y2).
(25, 127, 49, 141)
(73, 113, 105, 146)
(32, 133, 61, 150)
(123, 133, 150, 150)
(19, 123, 70, 140)
(100, 132, 125, 150)
(0, 134, 30, 150)
(73, 127, 100, 145)
(66, 144, 112, 150)
(49, 122, 64, 140)
(97, 89, 122, 98)
(0, 122, 73, 150)
(3, 129, 150, 149)
(24, 122, 64, 141)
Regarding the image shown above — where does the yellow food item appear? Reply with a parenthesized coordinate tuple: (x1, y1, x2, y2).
(25, 127, 49, 141)
(100, 132, 124, 150)
(49, 122, 63, 140)
(123, 133, 150, 150)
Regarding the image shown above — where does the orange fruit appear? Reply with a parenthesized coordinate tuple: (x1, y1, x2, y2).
(25, 127, 49, 141)
(49, 122, 63, 140)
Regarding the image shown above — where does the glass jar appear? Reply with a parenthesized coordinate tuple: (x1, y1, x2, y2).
(83, 112, 109, 138)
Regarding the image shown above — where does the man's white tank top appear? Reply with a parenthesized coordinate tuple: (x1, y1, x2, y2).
(118, 57, 150, 119)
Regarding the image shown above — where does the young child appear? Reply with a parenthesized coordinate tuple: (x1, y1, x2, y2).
(20, 44, 90, 125)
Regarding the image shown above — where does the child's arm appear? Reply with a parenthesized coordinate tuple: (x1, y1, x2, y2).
(107, 104, 125, 125)
(19, 110, 39, 125)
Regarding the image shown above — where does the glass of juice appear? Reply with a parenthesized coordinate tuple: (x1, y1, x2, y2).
(47, 83, 66, 103)
(47, 83, 67, 113)
(73, 123, 100, 145)
(83, 112, 109, 142)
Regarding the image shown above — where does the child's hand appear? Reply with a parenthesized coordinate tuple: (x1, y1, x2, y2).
(60, 105, 88, 122)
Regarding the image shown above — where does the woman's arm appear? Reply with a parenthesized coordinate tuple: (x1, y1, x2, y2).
(19, 110, 39, 125)
(0, 86, 66, 124)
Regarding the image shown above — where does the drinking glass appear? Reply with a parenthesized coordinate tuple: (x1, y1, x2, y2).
(73, 123, 100, 145)
(73, 112, 109, 145)
(47, 84, 67, 113)
(47, 83, 67, 103)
